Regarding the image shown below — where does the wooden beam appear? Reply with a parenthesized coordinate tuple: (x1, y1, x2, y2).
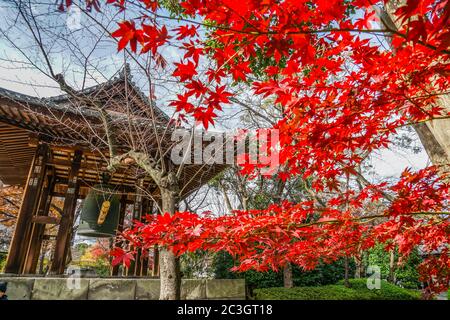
(22, 173, 56, 274)
(42, 235, 57, 240)
(4, 143, 49, 274)
(52, 180, 142, 194)
(29, 134, 103, 156)
(51, 191, 86, 199)
(30, 215, 60, 225)
(49, 150, 82, 275)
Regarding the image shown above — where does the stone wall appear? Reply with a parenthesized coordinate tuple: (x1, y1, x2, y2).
(0, 277, 246, 300)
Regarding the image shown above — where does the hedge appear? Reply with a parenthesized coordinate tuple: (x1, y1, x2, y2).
(253, 278, 421, 300)
(213, 251, 355, 289)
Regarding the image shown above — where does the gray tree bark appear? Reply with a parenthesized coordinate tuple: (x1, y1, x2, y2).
(344, 256, 351, 288)
(158, 180, 181, 300)
(388, 249, 397, 284)
(382, 1, 450, 181)
(354, 251, 365, 279)
(283, 263, 294, 288)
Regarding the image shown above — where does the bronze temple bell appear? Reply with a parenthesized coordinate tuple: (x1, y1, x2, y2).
(77, 184, 121, 238)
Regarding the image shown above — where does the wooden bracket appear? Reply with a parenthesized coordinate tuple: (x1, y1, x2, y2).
(31, 216, 60, 225)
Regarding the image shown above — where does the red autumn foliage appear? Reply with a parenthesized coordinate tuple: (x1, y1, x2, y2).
(64, 0, 450, 294)
(114, 167, 449, 292)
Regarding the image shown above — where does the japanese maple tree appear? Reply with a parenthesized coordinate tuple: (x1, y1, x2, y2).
(63, 0, 449, 297)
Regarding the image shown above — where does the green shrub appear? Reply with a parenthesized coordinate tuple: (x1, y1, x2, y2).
(293, 259, 355, 287)
(254, 278, 421, 300)
(213, 251, 354, 289)
(368, 245, 421, 289)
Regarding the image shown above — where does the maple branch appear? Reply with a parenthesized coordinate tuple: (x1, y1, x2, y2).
(149, 12, 450, 55)
(124, 211, 449, 244)
(229, 97, 277, 126)
(292, 211, 449, 229)
(351, 170, 394, 202)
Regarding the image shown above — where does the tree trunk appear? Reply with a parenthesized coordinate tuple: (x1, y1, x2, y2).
(382, 1, 450, 182)
(413, 122, 450, 182)
(388, 249, 396, 284)
(344, 256, 351, 288)
(159, 187, 181, 300)
(354, 256, 362, 279)
(354, 249, 365, 278)
(283, 263, 294, 288)
(219, 180, 233, 214)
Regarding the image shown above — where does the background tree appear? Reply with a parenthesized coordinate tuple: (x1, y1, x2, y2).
(0, 186, 23, 252)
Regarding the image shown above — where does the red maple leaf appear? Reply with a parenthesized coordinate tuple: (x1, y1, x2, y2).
(194, 107, 217, 129)
(169, 94, 195, 113)
(174, 25, 198, 40)
(172, 61, 198, 82)
(110, 247, 135, 268)
(111, 21, 142, 52)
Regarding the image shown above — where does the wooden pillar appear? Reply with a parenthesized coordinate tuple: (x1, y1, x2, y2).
(49, 150, 82, 275)
(5, 143, 49, 274)
(128, 179, 144, 276)
(152, 245, 160, 277)
(139, 198, 150, 276)
(111, 194, 128, 276)
(152, 199, 160, 277)
(22, 172, 55, 274)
